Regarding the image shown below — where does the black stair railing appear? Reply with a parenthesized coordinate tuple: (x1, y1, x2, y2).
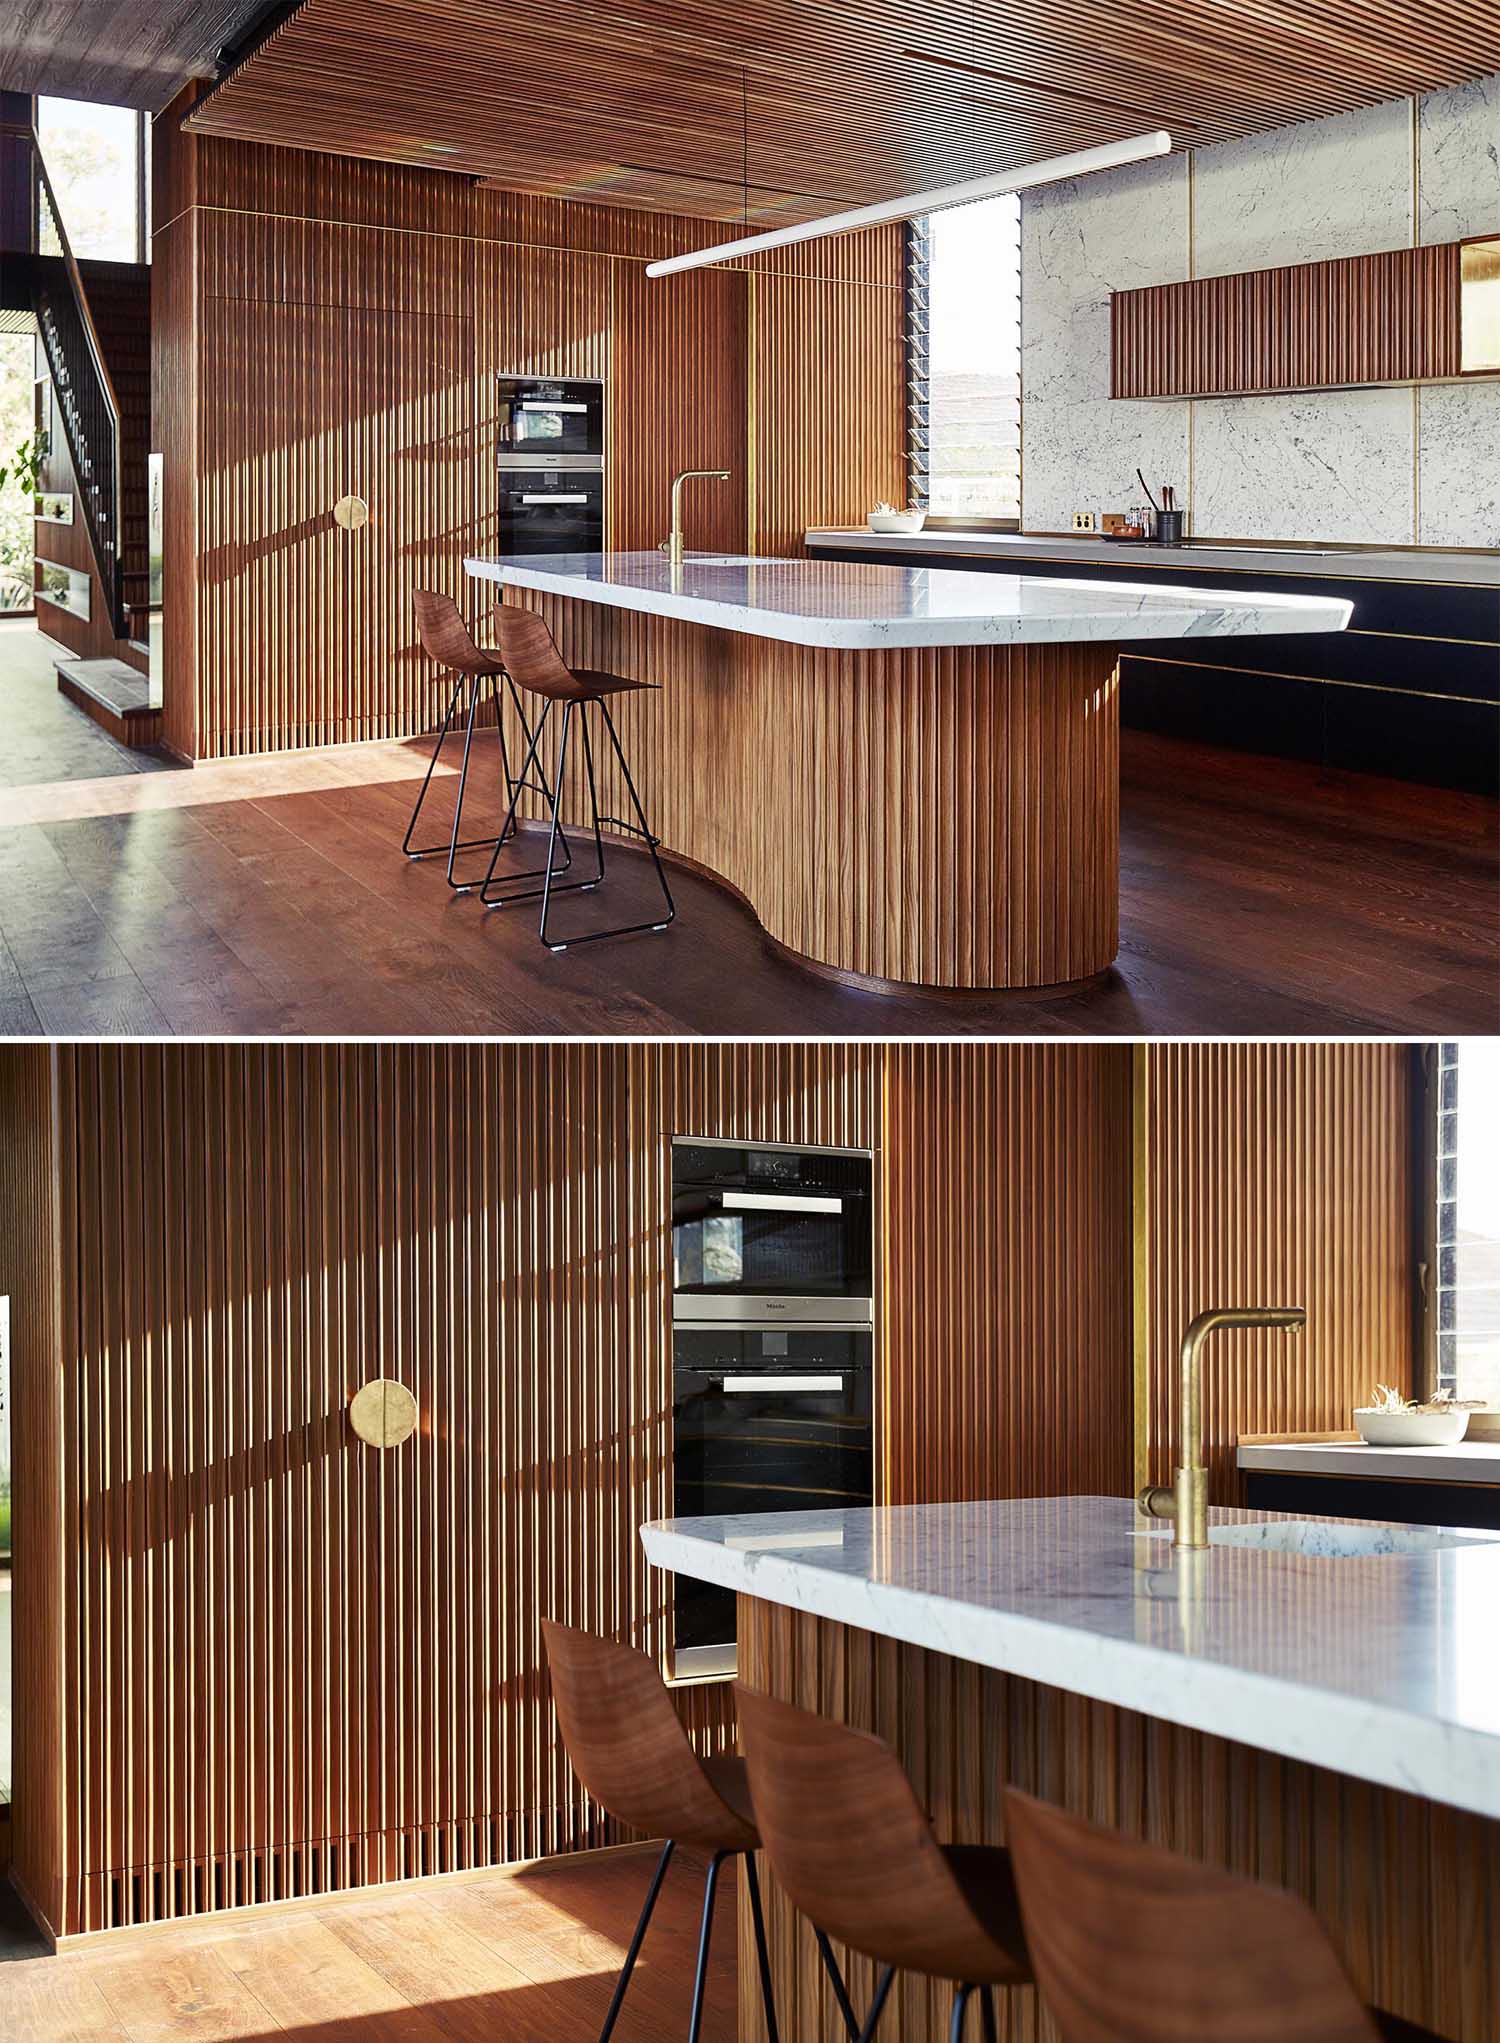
(31, 134, 126, 637)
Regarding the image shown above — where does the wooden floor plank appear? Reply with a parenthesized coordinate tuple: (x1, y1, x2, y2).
(0, 1853, 738, 2043)
(0, 620, 1493, 1038)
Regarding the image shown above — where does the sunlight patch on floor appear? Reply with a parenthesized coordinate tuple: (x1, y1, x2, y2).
(0, 743, 456, 830)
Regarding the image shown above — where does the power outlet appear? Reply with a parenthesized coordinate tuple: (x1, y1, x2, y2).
(1072, 511, 1096, 531)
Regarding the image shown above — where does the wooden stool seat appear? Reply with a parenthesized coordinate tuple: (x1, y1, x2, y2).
(528, 666, 658, 704)
(1002, 1788, 1456, 2043)
(402, 588, 553, 890)
(736, 1682, 1031, 2040)
(542, 1622, 855, 2043)
(481, 608, 676, 949)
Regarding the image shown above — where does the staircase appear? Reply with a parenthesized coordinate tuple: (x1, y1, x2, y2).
(3, 118, 158, 742)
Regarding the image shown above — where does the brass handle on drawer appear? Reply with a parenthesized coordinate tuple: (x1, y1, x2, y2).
(333, 494, 369, 530)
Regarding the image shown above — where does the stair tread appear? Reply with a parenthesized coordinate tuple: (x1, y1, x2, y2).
(55, 657, 156, 718)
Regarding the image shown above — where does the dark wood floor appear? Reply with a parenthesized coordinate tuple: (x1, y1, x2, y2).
(0, 1844, 738, 2041)
(1, 620, 1495, 1037)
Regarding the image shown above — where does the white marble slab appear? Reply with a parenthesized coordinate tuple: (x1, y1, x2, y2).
(641, 1495, 1500, 1820)
(806, 528, 1500, 590)
(1193, 100, 1415, 278)
(1239, 1439, 1500, 1485)
(1418, 382, 1500, 552)
(1191, 388, 1417, 546)
(1418, 71, 1500, 245)
(466, 551, 1351, 650)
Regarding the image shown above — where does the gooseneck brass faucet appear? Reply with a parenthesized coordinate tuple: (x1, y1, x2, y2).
(1137, 1306, 1307, 1548)
(662, 469, 731, 567)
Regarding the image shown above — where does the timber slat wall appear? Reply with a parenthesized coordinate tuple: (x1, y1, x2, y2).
(1112, 243, 1464, 398)
(5, 1042, 1413, 1940)
(738, 1602, 1500, 2042)
(1136, 1043, 1415, 1499)
(881, 1045, 1134, 1500)
(151, 105, 902, 761)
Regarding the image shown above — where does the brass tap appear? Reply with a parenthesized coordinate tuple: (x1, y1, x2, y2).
(1137, 1307, 1306, 1548)
(662, 469, 731, 567)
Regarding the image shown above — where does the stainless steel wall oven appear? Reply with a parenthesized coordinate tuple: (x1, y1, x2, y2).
(670, 1138, 875, 1676)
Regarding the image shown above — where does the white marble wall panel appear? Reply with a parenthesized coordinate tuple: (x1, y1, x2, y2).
(1417, 382, 1500, 547)
(1418, 71, 1500, 243)
(1193, 99, 1415, 277)
(1021, 155, 1189, 529)
(1192, 388, 1415, 545)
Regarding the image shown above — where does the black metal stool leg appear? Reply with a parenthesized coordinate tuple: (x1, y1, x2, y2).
(980, 1986, 998, 2043)
(856, 1965, 896, 2043)
(687, 1851, 726, 2043)
(815, 1927, 861, 2041)
(401, 672, 463, 857)
(599, 696, 675, 931)
(505, 677, 571, 871)
(537, 700, 574, 950)
(950, 1983, 974, 2043)
(598, 1838, 675, 2043)
(742, 1852, 780, 2043)
(443, 675, 485, 891)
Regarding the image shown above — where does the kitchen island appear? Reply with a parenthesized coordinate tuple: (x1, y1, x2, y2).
(463, 551, 1350, 992)
(641, 1496, 1500, 2041)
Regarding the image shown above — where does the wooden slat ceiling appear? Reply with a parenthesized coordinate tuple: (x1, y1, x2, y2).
(181, 0, 1499, 222)
(0, 0, 269, 111)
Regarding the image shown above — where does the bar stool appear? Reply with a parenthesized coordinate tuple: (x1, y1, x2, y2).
(735, 1683, 1033, 2041)
(404, 590, 562, 891)
(1001, 1788, 1451, 2043)
(542, 1622, 855, 2043)
(479, 608, 675, 951)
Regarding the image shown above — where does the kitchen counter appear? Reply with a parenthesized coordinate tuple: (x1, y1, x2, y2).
(806, 526, 1500, 589)
(1239, 1438, 1500, 1484)
(464, 549, 1353, 649)
(465, 551, 1349, 993)
(642, 1494, 1500, 1819)
(646, 1495, 1500, 2039)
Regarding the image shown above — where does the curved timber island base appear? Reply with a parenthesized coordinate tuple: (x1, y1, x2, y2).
(466, 555, 1352, 995)
(509, 589, 1121, 990)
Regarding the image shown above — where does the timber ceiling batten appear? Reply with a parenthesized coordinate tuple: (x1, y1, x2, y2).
(182, 0, 1500, 224)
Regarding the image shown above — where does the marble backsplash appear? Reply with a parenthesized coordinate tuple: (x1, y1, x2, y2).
(1020, 73, 1500, 549)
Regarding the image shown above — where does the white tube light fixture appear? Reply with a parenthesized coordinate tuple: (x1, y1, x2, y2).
(645, 129, 1172, 278)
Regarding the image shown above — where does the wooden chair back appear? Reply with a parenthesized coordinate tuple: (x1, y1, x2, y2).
(734, 1682, 1024, 1983)
(542, 1620, 757, 1852)
(413, 589, 488, 672)
(494, 606, 589, 698)
(1002, 1788, 1384, 2043)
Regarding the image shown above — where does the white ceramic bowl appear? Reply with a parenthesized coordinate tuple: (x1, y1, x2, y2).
(1353, 1407, 1470, 1447)
(868, 510, 927, 534)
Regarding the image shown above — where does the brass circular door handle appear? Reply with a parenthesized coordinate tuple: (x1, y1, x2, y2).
(348, 1377, 419, 1448)
(333, 494, 369, 530)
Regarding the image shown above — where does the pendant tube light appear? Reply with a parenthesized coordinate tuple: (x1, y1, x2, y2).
(645, 129, 1172, 277)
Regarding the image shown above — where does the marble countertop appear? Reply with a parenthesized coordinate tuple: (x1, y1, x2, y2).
(806, 527, 1500, 590)
(641, 1496, 1500, 1819)
(1240, 1439, 1500, 1484)
(465, 550, 1352, 650)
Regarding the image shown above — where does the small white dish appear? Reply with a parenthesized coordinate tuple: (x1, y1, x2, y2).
(868, 510, 927, 534)
(1353, 1406, 1470, 1447)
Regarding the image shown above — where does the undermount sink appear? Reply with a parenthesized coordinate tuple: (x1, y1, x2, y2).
(1199, 1520, 1497, 1558)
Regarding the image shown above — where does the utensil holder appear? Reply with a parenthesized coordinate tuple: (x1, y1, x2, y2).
(1155, 510, 1185, 547)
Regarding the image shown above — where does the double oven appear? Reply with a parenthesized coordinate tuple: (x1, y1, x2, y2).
(496, 376, 604, 555)
(671, 1138, 875, 1676)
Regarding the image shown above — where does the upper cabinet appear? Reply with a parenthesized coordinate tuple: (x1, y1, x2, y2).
(1111, 234, 1500, 399)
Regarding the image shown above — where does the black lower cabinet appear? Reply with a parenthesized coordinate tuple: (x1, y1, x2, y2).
(811, 543, 1500, 795)
(1244, 1469, 1500, 1531)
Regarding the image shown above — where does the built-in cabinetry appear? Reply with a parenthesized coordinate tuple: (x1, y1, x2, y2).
(1111, 234, 1500, 399)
